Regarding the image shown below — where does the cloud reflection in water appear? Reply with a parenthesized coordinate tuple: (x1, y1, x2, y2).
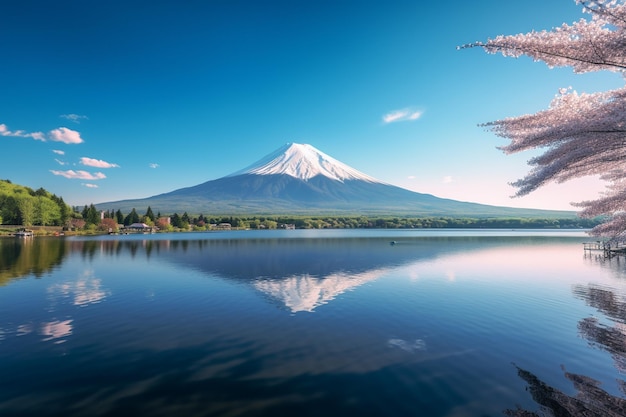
(41, 319, 73, 343)
(47, 269, 109, 307)
(387, 338, 427, 353)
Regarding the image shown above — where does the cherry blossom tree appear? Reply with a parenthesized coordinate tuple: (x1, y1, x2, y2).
(462, 0, 626, 238)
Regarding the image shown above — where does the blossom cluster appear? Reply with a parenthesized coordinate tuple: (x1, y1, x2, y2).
(469, 0, 626, 237)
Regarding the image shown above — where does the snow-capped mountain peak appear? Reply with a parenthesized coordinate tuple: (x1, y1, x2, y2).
(228, 143, 384, 183)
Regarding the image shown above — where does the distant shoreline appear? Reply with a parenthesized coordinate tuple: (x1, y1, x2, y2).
(0, 223, 596, 238)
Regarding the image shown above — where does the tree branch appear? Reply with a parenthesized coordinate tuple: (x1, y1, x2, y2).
(479, 42, 626, 71)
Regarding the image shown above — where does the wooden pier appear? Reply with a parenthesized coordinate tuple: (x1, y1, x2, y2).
(583, 240, 626, 257)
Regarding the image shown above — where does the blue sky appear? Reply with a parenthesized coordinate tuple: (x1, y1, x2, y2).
(1, 0, 623, 210)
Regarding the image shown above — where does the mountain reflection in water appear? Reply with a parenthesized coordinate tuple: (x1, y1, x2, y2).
(86, 235, 559, 313)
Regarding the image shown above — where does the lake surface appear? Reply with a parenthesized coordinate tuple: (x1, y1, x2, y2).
(1, 229, 625, 416)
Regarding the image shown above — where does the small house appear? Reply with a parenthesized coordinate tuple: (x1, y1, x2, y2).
(123, 223, 155, 234)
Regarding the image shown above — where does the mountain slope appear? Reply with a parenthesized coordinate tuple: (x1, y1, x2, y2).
(96, 143, 575, 217)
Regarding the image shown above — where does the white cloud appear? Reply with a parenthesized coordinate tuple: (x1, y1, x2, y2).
(54, 158, 67, 166)
(382, 108, 423, 124)
(50, 170, 106, 180)
(52, 149, 65, 155)
(0, 123, 45, 141)
(1, 123, 85, 143)
(1, 124, 18, 135)
(149, 163, 160, 169)
(443, 176, 453, 184)
(60, 114, 88, 123)
(82, 183, 99, 188)
(49, 127, 84, 144)
(407, 175, 416, 180)
(80, 157, 119, 168)
(382, 110, 407, 123)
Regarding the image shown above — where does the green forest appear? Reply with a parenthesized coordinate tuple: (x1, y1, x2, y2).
(0, 179, 71, 227)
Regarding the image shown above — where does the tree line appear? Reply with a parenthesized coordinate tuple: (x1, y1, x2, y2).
(79, 207, 604, 232)
(0, 179, 601, 231)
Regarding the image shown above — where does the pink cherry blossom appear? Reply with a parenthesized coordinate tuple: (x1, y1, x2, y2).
(464, 0, 626, 238)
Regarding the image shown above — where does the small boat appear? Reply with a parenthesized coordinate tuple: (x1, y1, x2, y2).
(14, 229, 34, 237)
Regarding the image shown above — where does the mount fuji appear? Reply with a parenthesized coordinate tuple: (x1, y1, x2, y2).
(97, 143, 573, 217)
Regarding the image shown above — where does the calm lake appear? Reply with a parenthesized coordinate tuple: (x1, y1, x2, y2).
(1, 229, 625, 417)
